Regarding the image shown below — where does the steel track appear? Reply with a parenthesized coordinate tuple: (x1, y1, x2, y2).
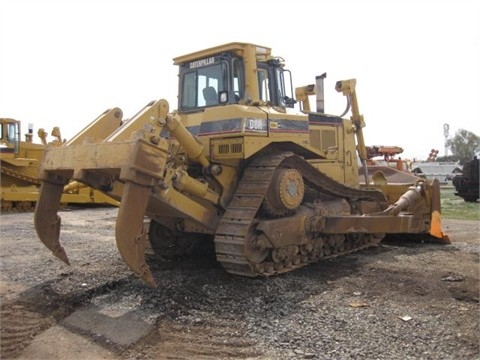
(0, 166, 41, 213)
(213, 152, 385, 277)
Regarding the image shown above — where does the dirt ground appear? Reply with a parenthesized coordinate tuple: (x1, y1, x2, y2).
(0, 208, 479, 360)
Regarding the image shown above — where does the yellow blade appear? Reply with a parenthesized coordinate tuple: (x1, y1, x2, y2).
(429, 179, 450, 243)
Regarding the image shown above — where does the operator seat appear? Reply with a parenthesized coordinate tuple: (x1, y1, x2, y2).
(203, 86, 218, 106)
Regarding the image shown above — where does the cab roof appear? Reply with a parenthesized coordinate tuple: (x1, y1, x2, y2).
(173, 42, 272, 65)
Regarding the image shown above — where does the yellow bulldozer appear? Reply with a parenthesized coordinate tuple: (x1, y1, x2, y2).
(34, 42, 448, 287)
(1, 111, 123, 212)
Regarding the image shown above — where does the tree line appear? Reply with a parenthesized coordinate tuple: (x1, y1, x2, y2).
(435, 129, 479, 164)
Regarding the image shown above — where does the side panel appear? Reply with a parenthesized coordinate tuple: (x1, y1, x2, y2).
(308, 115, 359, 186)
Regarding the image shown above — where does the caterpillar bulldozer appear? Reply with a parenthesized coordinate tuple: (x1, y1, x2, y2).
(1, 112, 122, 213)
(34, 42, 448, 288)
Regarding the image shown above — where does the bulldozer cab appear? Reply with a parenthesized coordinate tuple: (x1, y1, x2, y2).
(175, 42, 295, 112)
(0, 118, 20, 155)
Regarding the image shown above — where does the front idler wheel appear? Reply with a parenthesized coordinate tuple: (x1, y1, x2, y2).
(262, 168, 304, 218)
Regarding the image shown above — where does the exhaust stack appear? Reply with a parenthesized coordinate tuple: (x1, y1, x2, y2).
(316, 73, 327, 113)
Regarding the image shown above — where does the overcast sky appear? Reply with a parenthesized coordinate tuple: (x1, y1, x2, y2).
(1, 0, 479, 160)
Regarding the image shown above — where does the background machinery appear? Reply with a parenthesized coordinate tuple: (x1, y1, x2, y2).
(0, 111, 123, 212)
(34, 42, 448, 287)
(365, 145, 411, 172)
(1, 118, 58, 212)
(453, 156, 479, 202)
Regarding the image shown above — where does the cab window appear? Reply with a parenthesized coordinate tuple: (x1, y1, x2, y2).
(7, 123, 19, 142)
(232, 58, 243, 102)
(276, 67, 286, 107)
(258, 68, 270, 103)
(181, 63, 226, 109)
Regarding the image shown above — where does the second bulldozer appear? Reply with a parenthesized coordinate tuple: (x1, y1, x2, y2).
(1, 111, 123, 212)
(34, 42, 448, 287)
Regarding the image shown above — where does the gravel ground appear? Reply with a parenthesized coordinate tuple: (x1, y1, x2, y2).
(0, 207, 479, 360)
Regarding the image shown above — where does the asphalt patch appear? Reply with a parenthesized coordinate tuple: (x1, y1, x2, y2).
(62, 306, 152, 346)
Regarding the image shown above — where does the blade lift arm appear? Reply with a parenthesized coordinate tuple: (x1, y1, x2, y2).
(335, 79, 369, 185)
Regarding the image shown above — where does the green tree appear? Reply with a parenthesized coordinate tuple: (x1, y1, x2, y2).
(446, 129, 480, 164)
(436, 154, 459, 162)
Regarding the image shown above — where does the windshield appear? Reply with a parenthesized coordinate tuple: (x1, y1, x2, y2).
(181, 62, 226, 109)
(7, 123, 19, 142)
(0, 121, 20, 153)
